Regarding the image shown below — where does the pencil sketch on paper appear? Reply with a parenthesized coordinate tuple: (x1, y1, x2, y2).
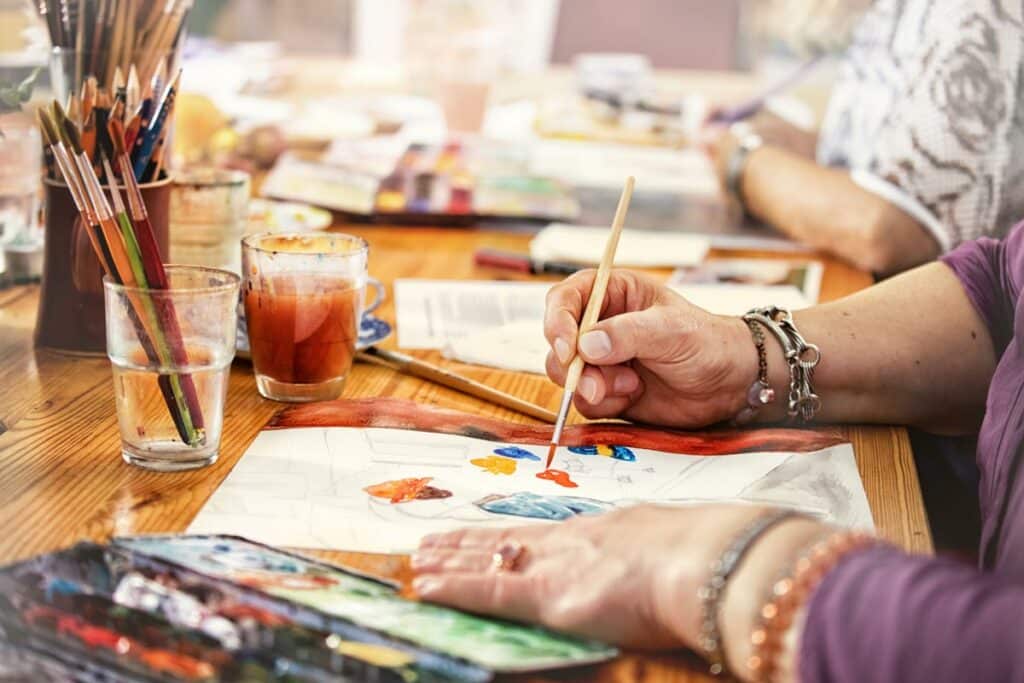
(187, 398, 874, 553)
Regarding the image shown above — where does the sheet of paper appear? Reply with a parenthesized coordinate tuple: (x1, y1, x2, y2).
(394, 279, 551, 349)
(442, 319, 550, 374)
(188, 401, 874, 554)
(530, 224, 710, 267)
(668, 258, 823, 314)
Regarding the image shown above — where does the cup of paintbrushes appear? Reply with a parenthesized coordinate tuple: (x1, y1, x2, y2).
(105, 264, 239, 471)
(35, 176, 171, 354)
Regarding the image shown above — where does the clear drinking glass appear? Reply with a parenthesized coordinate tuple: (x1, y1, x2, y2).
(170, 169, 250, 275)
(105, 265, 240, 471)
(242, 232, 383, 403)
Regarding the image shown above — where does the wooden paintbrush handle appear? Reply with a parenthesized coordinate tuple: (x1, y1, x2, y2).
(406, 356, 557, 424)
(358, 349, 556, 423)
(564, 175, 635, 394)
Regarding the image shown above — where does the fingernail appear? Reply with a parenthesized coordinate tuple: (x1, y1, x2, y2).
(554, 337, 573, 364)
(578, 331, 612, 359)
(578, 375, 598, 403)
(412, 577, 440, 594)
(613, 372, 638, 395)
(409, 552, 432, 569)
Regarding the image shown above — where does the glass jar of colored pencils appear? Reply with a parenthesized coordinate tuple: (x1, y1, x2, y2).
(105, 265, 239, 471)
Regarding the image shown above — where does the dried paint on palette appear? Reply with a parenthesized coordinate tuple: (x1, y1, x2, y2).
(476, 492, 613, 521)
(364, 477, 453, 504)
(470, 455, 517, 475)
(493, 446, 541, 461)
(568, 445, 636, 462)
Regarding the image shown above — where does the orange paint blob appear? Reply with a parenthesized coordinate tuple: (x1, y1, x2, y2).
(364, 477, 452, 503)
(536, 468, 578, 488)
(471, 455, 517, 475)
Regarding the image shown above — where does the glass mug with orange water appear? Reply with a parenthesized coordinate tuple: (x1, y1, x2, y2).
(241, 233, 384, 402)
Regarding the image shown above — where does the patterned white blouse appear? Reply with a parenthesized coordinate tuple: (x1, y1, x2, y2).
(817, 0, 1024, 251)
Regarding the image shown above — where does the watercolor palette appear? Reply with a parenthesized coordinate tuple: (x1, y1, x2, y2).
(262, 139, 580, 224)
(0, 535, 617, 681)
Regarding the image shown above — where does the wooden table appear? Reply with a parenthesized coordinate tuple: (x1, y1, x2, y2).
(0, 225, 931, 681)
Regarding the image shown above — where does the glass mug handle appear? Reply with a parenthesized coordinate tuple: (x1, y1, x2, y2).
(362, 277, 386, 316)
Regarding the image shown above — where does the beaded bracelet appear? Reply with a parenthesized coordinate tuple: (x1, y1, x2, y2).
(746, 531, 877, 682)
(697, 510, 804, 676)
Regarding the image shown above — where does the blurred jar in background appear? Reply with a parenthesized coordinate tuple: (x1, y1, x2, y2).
(170, 169, 251, 276)
(0, 113, 42, 278)
(404, 0, 510, 134)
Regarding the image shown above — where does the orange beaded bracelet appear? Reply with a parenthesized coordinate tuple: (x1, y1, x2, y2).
(746, 531, 877, 682)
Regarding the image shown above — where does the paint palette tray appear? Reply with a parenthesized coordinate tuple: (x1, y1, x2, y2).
(262, 139, 581, 224)
(0, 535, 617, 682)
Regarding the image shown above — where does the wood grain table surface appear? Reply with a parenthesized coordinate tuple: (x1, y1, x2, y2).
(0, 224, 931, 682)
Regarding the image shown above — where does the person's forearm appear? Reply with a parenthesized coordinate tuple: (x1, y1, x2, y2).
(798, 547, 1024, 683)
(745, 262, 996, 434)
(741, 147, 939, 275)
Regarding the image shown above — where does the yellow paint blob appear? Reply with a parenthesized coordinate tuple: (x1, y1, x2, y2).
(596, 444, 614, 457)
(471, 455, 517, 475)
(333, 640, 415, 668)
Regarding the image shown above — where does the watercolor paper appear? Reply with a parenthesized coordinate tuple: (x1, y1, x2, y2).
(189, 400, 874, 554)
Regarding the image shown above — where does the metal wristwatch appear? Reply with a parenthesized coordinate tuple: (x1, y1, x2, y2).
(725, 125, 764, 204)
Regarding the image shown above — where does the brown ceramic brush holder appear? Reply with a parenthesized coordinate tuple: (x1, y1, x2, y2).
(35, 176, 172, 355)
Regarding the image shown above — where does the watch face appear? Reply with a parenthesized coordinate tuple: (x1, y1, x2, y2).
(742, 134, 765, 151)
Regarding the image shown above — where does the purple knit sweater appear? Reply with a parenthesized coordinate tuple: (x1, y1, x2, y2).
(799, 224, 1024, 682)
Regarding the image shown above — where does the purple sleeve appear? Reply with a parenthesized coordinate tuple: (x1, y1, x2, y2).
(940, 221, 1024, 355)
(800, 546, 1024, 683)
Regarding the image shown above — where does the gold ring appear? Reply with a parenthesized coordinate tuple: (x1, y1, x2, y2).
(490, 540, 525, 572)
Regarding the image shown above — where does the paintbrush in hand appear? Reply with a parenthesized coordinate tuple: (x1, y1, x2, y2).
(544, 176, 635, 470)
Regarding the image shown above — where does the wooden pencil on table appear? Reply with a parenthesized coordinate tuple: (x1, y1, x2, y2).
(545, 176, 635, 469)
(358, 347, 557, 424)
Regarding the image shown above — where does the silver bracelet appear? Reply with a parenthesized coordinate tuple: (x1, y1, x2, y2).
(742, 306, 821, 422)
(697, 509, 804, 676)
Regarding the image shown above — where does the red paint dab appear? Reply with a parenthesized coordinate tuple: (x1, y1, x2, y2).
(536, 469, 578, 488)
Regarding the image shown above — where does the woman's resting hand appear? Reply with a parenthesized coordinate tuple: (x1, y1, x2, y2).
(413, 504, 825, 660)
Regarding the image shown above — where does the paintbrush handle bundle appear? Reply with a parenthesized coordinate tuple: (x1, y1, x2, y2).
(38, 105, 204, 446)
(39, 0, 193, 94)
(38, 1, 189, 185)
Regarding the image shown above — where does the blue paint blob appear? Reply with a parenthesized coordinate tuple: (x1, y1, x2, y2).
(567, 445, 637, 462)
(476, 492, 612, 521)
(493, 446, 541, 461)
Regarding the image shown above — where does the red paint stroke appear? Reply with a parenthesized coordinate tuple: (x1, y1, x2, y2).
(364, 477, 453, 504)
(268, 398, 846, 456)
(536, 469, 578, 488)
